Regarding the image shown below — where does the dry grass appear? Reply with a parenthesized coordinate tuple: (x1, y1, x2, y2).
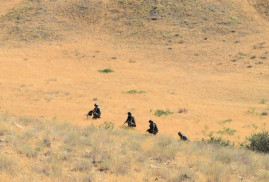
(0, 112, 268, 181)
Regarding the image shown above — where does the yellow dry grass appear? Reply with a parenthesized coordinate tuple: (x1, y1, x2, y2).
(0, 112, 269, 182)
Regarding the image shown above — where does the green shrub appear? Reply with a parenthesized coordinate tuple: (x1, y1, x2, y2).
(245, 131, 269, 153)
(154, 109, 173, 117)
(98, 69, 114, 73)
(203, 136, 232, 147)
(124, 89, 146, 94)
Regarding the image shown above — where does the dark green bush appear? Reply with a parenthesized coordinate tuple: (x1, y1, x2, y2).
(245, 131, 269, 153)
(98, 69, 114, 73)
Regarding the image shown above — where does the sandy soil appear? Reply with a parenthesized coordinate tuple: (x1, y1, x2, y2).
(0, 0, 21, 15)
(0, 0, 268, 142)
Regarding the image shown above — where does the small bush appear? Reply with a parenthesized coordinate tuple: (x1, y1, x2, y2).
(98, 69, 114, 73)
(217, 127, 236, 136)
(43, 138, 51, 147)
(173, 167, 195, 182)
(154, 109, 173, 117)
(245, 131, 269, 153)
(203, 136, 232, 147)
(124, 89, 146, 94)
(98, 122, 114, 130)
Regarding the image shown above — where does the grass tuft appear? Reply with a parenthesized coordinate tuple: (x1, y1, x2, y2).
(154, 109, 173, 117)
(98, 68, 114, 73)
(124, 89, 146, 94)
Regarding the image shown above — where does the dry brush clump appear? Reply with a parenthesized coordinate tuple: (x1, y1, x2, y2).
(0, 112, 269, 181)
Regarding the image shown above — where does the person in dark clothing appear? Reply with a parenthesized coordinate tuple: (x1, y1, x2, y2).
(86, 103, 101, 119)
(178, 132, 189, 141)
(146, 120, 158, 135)
(123, 112, 136, 127)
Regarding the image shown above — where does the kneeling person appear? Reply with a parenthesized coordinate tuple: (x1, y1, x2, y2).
(146, 120, 158, 135)
(123, 112, 136, 127)
(86, 103, 101, 119)
(178, 132, 189, 141)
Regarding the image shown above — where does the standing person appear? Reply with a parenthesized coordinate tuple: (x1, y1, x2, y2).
(146, 120, 158, 135)
(123, 112, 136, 127)
(86, 103, 101, 119)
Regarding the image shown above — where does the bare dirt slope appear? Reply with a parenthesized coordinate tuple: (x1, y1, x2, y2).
(0, 0, 268, 141)
(0, 0, 21, 15)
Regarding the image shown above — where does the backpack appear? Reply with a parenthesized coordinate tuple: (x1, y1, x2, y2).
(154, 124, 158, 133)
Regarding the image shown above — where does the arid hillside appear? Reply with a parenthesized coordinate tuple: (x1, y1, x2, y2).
(249, 0, 269, 20)
(0, 0, 268, 142)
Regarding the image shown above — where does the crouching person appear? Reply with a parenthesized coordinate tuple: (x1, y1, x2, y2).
(86, 103, 101, 119)
(123, 112, 136, 127)
(178, 132, 189, 141)
(146, 120, 158, 135)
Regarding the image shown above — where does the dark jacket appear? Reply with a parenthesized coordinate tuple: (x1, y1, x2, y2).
(125, 115, 136, 126)
(147, 122, 158, 134)
(93, 107, 101, 115)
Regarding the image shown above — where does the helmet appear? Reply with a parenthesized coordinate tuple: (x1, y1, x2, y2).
(94, 103, 98, 107)
(127, 112, 131, 115)
(149, 120, 153, 123)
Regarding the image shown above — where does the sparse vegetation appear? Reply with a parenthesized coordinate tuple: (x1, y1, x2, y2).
(217, 127, 237, 136)
(203, 136, 233, 147)
(0, 0, 254, 43)
(98, 121, 114, 130)
(249, 0, 269, 20)
(260, 98, 266, 104)
(0, 154, 15, 174)
(246, 107, 260, 115)
(218, 119, 233, 125)
(124, 89, 146, 94)
(154, 109, 173, 117)
(98, 68, 114, 73)
(0, 113, 269, 181)
(0, 0, 268, 181)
